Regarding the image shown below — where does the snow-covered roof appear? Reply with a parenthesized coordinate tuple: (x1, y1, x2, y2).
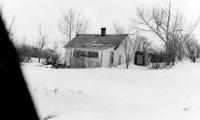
(64, 34, 128, 50)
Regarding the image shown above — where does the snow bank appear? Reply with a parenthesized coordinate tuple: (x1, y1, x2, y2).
(116, 63, 147, 69)
(22, 61, 200, 120)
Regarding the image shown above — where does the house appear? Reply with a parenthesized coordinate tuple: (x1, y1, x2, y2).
(63, 28, 137, 68)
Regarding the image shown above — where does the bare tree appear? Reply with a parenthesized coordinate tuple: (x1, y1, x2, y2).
(113, 23, 152, 68)
(37, 25, 48, 63)
(113, 23, 135, 68)
(135, 0, 198, 65)
(122, 33, 142, 69)
(113, 22, 152, 52)
(0, 6, 15, 37)
(0, 7, 16, 44)
(8, 16, 15, 36)
(123, 39, 134, 68)
(136, 35, 151, 52)
(113, 23, 125, 34)
(184, 37, 200, 63)
(6, 15, 17, 46)
(59, 9, 89, 42)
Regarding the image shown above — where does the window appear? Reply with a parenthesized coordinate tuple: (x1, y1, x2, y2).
(93, 52, 98, 58)
(73, 50, 81, 57)
(73, 49, 98, 58)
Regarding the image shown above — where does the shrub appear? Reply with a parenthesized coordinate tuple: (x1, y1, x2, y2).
(15, 43, 43, 63)
(148, 62, 168, 69)
(16, 44, 33, 62)
(43, 49, 62, 67)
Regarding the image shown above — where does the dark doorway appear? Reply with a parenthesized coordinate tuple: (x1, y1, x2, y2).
(118, 55, 122, 65)
(134, 51, 148, 66)
(109, 51, 114, 67)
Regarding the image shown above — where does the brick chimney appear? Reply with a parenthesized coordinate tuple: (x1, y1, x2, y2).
(101, 27, 106, 36)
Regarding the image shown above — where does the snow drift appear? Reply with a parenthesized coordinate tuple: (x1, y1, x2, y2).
(22, 61, 200, 120)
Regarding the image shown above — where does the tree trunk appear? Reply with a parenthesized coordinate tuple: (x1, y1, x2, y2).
(192, 57, 196, 63)
(126, 62, 129, 69)
(38, 57, 41, 63)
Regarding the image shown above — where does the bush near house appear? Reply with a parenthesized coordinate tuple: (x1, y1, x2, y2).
(149, 53, 168, 63)
(15, 43, 64, 68)
(148, 53, 168, 69)
(42, 49, 63, 68)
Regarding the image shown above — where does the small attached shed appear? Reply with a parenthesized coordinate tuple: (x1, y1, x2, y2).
(134, 51, 149, 66)
(64, 28, 134, 68)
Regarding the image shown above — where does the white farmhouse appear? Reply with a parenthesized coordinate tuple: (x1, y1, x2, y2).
(63, 28, 136, 68)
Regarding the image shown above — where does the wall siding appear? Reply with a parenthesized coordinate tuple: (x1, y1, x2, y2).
(101, 48, 113, 67)
(64, 48, 73, 66)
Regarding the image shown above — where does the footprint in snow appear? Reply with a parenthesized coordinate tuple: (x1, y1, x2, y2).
(183, 106, 191, 111)
(78, 91, 82, 94)
(68, 90, 82, 95)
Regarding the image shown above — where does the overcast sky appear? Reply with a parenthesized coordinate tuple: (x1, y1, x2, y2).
(1, 0, 200, 46)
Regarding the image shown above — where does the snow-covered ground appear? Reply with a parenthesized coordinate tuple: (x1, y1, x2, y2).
(22, 61, 200, 120)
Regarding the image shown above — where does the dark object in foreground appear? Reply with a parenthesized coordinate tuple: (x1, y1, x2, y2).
(0, 17, 39, 119)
